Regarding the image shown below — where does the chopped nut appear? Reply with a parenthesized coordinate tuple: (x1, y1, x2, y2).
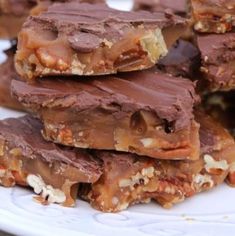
(140, 28, 167, 63)
(194, 21, 204, 31)
(155, 126, 163, 131)
(216, 24, 226, 33)
(71, 54, 86, 75)
(200, 66, 209, 73)
(27, 174, 44, 194)
(193, 174, 214, 190)
(119, 169, 152, 190)
(119, 178, 132, 188)
(103, 39, 113, 48)
(36, 48, 56, 68)
(140, 198, 151, 204)
(57, 59, 69, 71)
(9, 148, 22, 157)
(204, 154, 229, 173)
(0, 167, 6, 177)
(74, 142, 89, 148)
(27, 174, 66, 204)
(0, 139, 5, 156)
(141, 167, 154, 178)
(117, 202, 129, 211)
(58, 128, 73, 144)
(164, 195, 185, 208)
(112, 196, 119, 205)
(140, 138, 153, 148)
(229, 162, 235, 172)
(41, 185, 66, 204)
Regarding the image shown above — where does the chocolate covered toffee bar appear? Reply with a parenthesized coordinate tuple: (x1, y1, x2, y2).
(133, 1, 192, 46)
(0, 115, 102, 207)
(0, 0, 37, 39)
(197, 33, 235, 91)
(31, 0, 106, 16)
(85, 112, 235, 212)
(12, 70, 200, 160)
(190, 0, 235, 33)
(15, 2, 186, 80)
(0, 45, 24, 110)
(0, 0, 105, 39)
(133, 0, 187, 16)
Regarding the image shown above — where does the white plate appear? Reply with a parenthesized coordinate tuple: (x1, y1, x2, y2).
(0, 183, 235, 236)
(1, 1, 235, 235)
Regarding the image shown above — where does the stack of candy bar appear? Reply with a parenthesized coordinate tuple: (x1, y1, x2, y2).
(0, 0, 234, 213)
(190, 0, 235, 141)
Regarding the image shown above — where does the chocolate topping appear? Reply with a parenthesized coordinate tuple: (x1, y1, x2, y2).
(23, 2, 185, 46)
(68, 32, 102, 53)
(0, 115, 102, 179)
(197, 32, 235, 89)
(134, 0, 187, 16)
(0, 0, 105, 16)
(197, 33, 235, 64)
(157, 39, 201, 78)
(12, 70, 199, 131)
(192, 0, 235, 9)
(0, 45, 24, 110)
(0, 0, 37, 16)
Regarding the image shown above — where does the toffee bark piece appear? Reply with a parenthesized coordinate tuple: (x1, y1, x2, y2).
(0, 0, 37, 39)
(0, 0, 105, 39)
(12, 70, 200, 160)
(197, 33, 235, 91)
(15, 2, 186, 80)
(157, 39, 200, 78)
(31, 0, 106, 16)
(0, 115, 102, 207)
(0, 45, 24, 110)
(85, 112, 235, 212)
(133, 0, 187, 16)
(190, 0, 235, 33)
